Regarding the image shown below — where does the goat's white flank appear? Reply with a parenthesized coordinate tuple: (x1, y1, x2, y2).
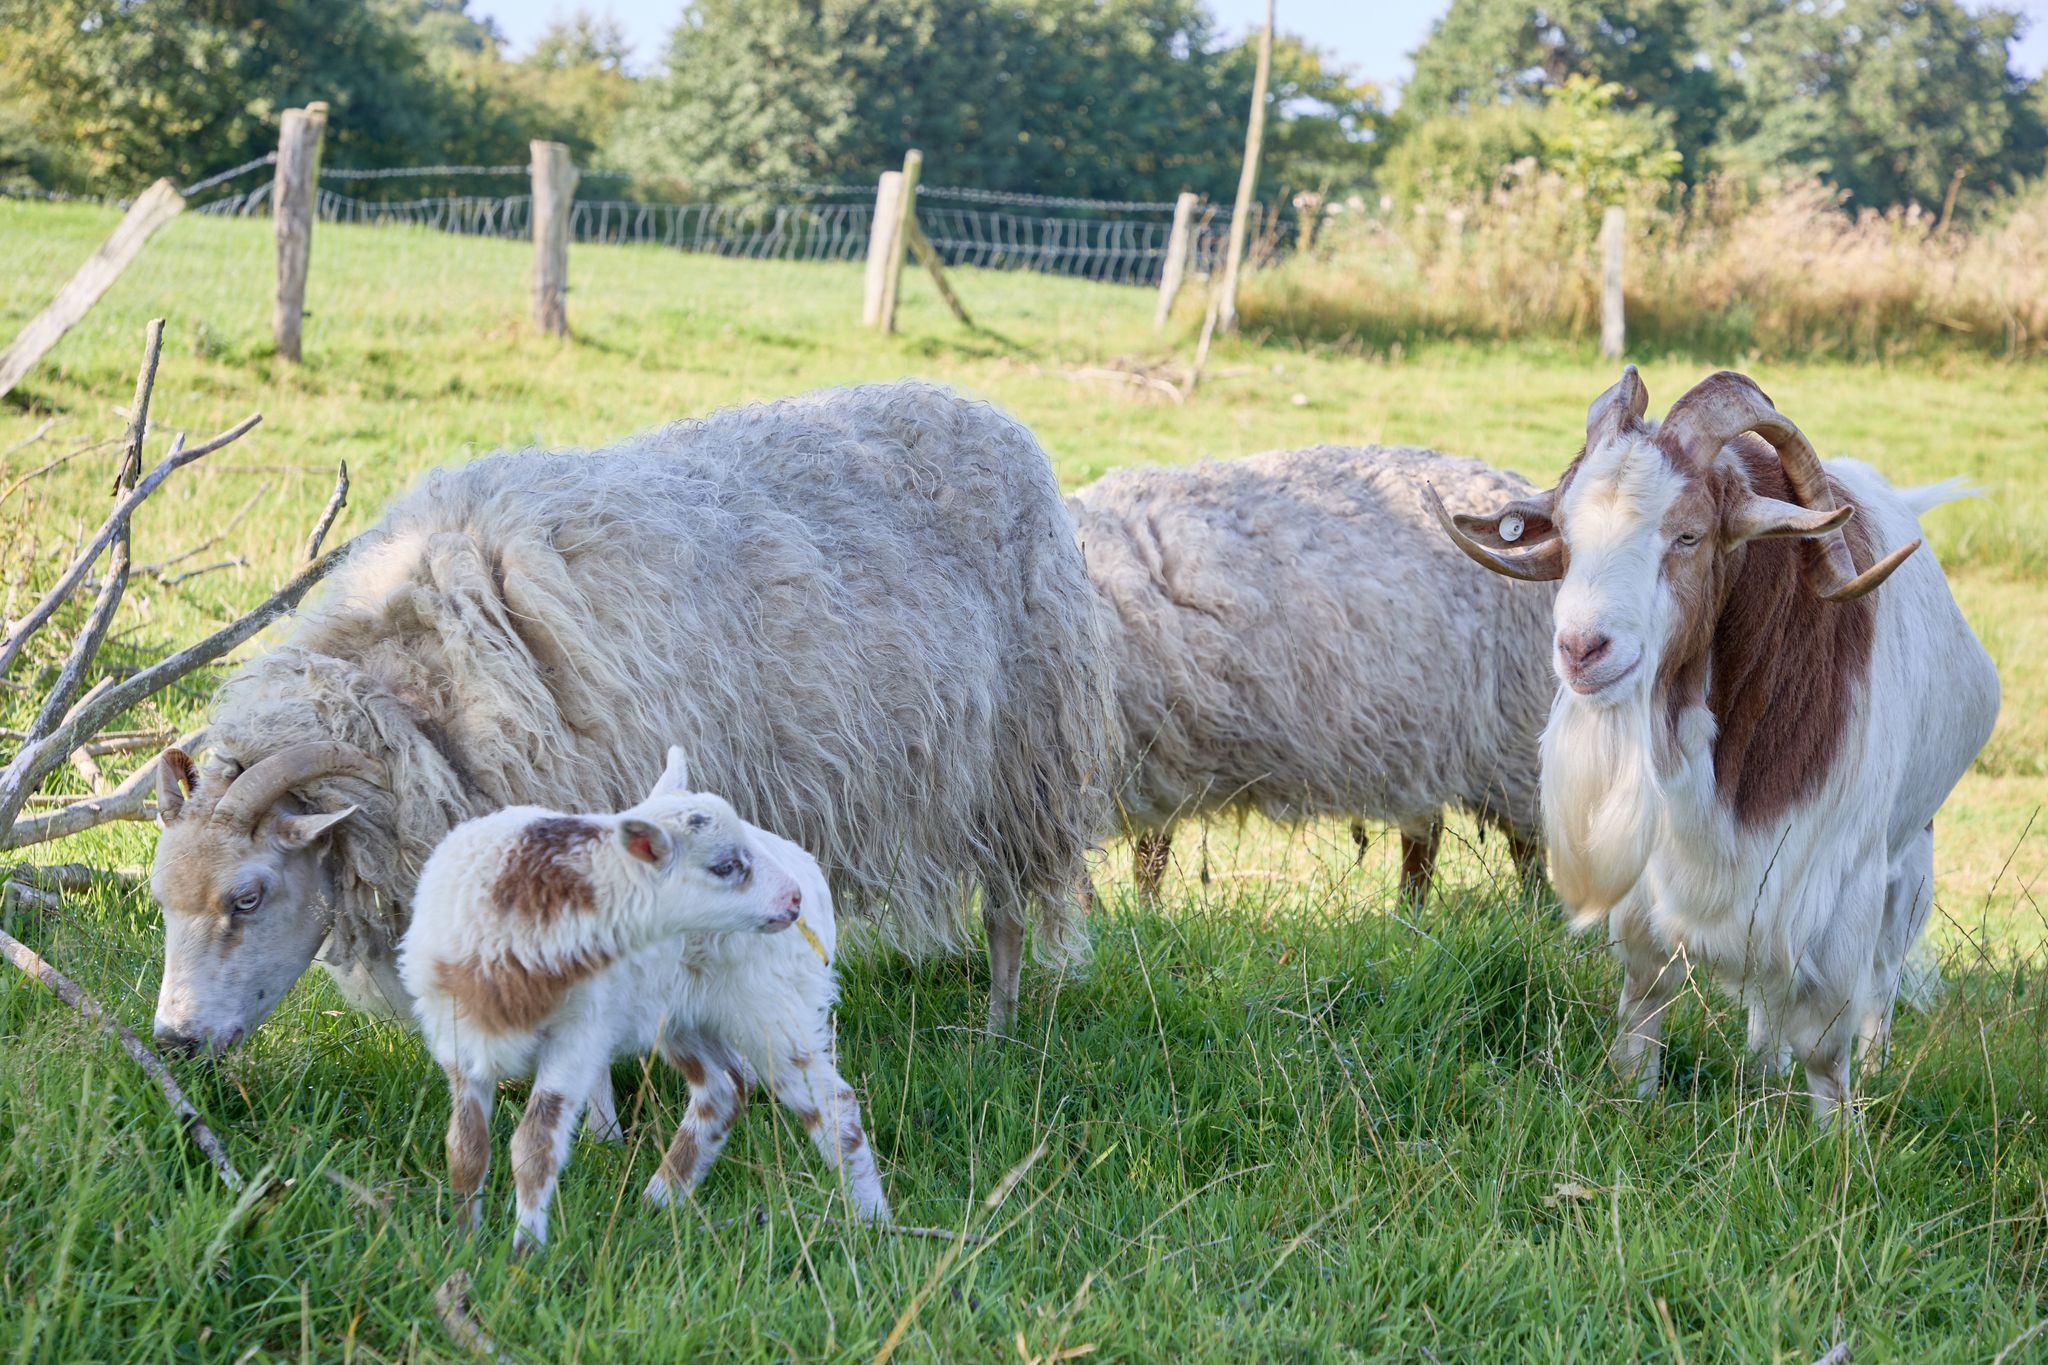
(1431, 369, 1998, 1123)
(399, 747, 889, 1248)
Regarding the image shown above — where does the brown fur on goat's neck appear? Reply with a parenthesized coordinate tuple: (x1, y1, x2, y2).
(1653, 437, 1877, 828)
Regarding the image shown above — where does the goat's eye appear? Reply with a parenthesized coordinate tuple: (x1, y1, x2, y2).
(230, 886, 264, 916)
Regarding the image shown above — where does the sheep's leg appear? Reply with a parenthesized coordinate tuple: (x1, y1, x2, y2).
(983, 889, 1025, 1036)
(509, 1077, 588, 1252)
(771, 1046, 891, 1222)
(1398, 818, 1443, 908)
(1133, 828, 1173, 906)
(444, 1067, 495, 1232)
(1609, 913, 1687, 1099)
(1506, 829, 1544, 896)
(1349, 821, 1371, 862)
(582, 1072, 624, 1145)
(644, 1034, 750, 1208)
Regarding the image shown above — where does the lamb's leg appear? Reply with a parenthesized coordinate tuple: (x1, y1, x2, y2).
(983, 889, 1024, 1036)
(1133, 828, 1173, 906)
(644, 1034, 751, 1208)
(771, 1045, 891, 1222)
(582, 1071, 624, 1145)
(509, 1075, 588, 1252)
(1398, 818, 1443, 908)
(444, 1067, 495, 1232)
(1609, 911, 1687, 1098)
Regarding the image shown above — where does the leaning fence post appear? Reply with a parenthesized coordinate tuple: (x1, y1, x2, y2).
(874, 149, 923, 334)
(272, 101, 328, 363)
(1217, 0, 1275, 335)
(1154, 191, 1200, 331)
(862, 171, 906, 327)
(530, 140, 577, 338)
(1599, 204, 1626, 359)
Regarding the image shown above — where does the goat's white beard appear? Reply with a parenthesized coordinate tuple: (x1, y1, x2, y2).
(1541, 680, 1662, 929)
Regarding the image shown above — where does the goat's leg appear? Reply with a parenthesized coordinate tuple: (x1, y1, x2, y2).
(1800, 1033, 1857, 1129)
(508, 1062, 593, 1252)
(1398, 818, 1443, 909)
(983, 887, 1025, 1037)
(1133, 827, 1173, 906)
(1746, 1001, 1793, 1082)
(582, 1071, 624, 1145)
(769, 1042, 891, 1221)
(443, 1067, 495, 1232)
(1609, 908, 1687, 1098)
(644, 1033, 750, 1208)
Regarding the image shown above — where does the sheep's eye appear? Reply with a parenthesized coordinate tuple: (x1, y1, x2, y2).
(230, 886, 264, 916)
(707, 860, 737, 880)
(1675, 531, 1702, 547)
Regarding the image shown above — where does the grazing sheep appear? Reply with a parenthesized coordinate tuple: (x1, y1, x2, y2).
(150, 380, 1113, 1072)
(1428, 368, 1998, 1121)
(401, 747, 887, 1249)
(1069, 445, 1558, 904)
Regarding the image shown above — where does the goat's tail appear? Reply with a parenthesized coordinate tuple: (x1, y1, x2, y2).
(1898, 937, 1947, 1014)
(1898, 477, 1978, 520)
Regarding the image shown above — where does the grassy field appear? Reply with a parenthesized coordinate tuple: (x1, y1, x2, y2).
(2, 201, 2045, 1361)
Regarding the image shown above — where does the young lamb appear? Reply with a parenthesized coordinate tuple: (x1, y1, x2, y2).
(399, 747, 890, 1248)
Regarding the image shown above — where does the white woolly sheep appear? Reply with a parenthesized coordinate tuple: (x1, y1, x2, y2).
(1429, 368, 1998, 1121)
(151, 381, 1113, 1078)
(1069, 445, 1558, 904)
(400, 747, 889, 1249)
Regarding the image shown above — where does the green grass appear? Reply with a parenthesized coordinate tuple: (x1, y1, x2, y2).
(3, 201, 2045, 1361)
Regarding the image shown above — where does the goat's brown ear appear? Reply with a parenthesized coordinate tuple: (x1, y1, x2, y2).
(1587, 364, 1650, 450)
(158, 748, 199, 825)
(619, 818, 671, 866)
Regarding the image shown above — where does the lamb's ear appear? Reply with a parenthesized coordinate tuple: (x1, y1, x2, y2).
(158, 748, 199, 826)
(619, 818, 671, 866)
(271, 805, 358, 851)
(648, 746, 691, 799)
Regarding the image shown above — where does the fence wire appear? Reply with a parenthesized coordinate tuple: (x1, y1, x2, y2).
(146, 161, 1295, 287)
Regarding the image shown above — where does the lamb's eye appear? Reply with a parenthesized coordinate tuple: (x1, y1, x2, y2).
(230, 886, 264, 916)
(707, 860, 737, 880)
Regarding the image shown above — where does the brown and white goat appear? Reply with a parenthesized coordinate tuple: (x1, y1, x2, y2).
(1427, 368, 1998, 1121)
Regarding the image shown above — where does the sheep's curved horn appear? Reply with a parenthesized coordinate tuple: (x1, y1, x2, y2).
(1423, 483, 1567, 582)
(1657, 371, 1920, 602)
(211, 742, 381, 835)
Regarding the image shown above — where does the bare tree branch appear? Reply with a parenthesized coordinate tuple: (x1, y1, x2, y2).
(0, 434, 126, 509)
(112, 319, 164, 494)
(0, 924, 244, 1190)
(159, 557, 248, 589)
(301, 460, 348, 564)
(136, 482, 269, 579)
(2, 417, 60, 458)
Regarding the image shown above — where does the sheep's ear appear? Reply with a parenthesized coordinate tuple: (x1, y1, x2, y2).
(158, 748, 199, 826)
(619, 818, 671, 866)
(1726, 494, 1854, 544)
(649, 746, 691, 798)
(271, 805, 358, 851)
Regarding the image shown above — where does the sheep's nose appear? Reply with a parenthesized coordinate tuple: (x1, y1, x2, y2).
(153, 1024, 202, 1057)
(1557, 630, 1612, 671)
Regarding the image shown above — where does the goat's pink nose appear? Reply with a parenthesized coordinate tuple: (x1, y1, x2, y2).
(1557, 630, 1612, 670)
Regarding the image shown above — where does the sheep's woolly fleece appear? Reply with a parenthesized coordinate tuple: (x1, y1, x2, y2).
(190, 381, 1113, 964)
(1070, 445, 1558, 840)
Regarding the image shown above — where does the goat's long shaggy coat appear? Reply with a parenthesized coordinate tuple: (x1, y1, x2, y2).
(199, 382, 1111, 967)
(1071, 445, 1557, 843)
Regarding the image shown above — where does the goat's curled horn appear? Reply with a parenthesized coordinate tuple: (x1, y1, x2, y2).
(1659, 371, 1920, 602)
(210, 741, 382, 833)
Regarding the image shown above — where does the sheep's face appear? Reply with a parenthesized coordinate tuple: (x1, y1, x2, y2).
(150, 745, 367, 1057)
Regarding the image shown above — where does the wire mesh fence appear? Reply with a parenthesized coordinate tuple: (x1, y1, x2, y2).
(165, 162, 1292, 287)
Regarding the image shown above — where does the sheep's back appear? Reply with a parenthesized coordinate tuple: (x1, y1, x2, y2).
(1072, 444, 1556, 834)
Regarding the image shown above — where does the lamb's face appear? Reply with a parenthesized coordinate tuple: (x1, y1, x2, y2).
(618, 793, 803, 937)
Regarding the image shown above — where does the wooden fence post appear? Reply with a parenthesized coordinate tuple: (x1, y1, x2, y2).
(875, 150, 923, 334)
(1217, 0, 1275, 335)
(1155, 191, 1199, 330)
(1599, 204, 1626, 360)
(862, 171, 906, 327)
(530, 141, 577, 337)
(0, 179, 184, 401)
(272, 101, 327, 363)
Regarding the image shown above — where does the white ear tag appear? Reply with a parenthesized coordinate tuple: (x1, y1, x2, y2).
(1499, 512, 1525, 543)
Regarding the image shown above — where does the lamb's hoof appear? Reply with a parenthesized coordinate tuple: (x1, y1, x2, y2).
(583, 1115, 625, 1146)
(510, 1227, 545, 1256)
(643, 1174, 674, 1208)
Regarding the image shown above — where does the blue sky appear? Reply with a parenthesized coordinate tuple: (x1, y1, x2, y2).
(477, 0, 2048, 90)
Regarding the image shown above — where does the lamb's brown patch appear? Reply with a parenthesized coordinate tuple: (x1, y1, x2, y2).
(694, 1100, 719, 1120)
(445, 1069, 490, 1201)
(796, 1105, 823, 1131)
(658, 1127, 698, 1185)
(512, 1089, 568, 1208)
(435, 948, 614, 1034)
(678, 1055, 708, 1087)
(1653, 439, 1877, 828)
(491, 816, 602, 924)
